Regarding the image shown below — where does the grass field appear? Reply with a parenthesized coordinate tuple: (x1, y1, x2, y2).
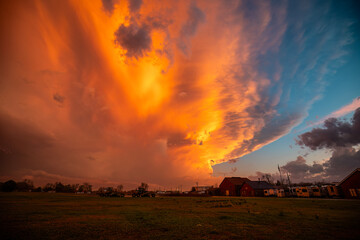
(0, 193, 359, 239)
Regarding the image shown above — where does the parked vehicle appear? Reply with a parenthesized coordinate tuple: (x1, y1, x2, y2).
(296, 187, 310, 197)
(97, 188, 125, 197)
(323, 185, 340, 198)
(132, 187, 155, 197)
(310, 186, 321, 197)
(276, 188, 285, 197)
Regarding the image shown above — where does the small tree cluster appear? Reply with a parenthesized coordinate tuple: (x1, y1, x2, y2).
(0, 179, 34, 192)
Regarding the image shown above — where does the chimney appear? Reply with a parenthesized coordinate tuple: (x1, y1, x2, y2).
(258, 178, 260, 183)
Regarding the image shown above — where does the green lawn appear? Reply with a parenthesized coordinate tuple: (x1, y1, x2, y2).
(0, 193, 359, 239)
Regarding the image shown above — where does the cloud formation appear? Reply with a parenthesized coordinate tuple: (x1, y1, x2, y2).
(53, 93, 65, 104)
(0, 0, 357, 188)
(129, 0, 143, 13)
(177, 2, 205, 56)
(114, 23, 152, 58)
(297, 107, 360, 150)
(102, 0, 115, 14)
(282, 108, 360, 182)
(281, 156, 324, 181)
(306, 97, 360, 129)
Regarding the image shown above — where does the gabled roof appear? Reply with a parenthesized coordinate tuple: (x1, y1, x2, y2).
(244, 181, 274, 190)
(223, 177, 250, 186)
(338, 168, 360, 186)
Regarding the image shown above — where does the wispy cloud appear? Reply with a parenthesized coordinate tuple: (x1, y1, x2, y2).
(303, 97, 360, 130)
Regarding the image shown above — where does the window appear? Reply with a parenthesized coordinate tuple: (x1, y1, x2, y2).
(302, 189, 308, 192)
(349, 189, 357, 197)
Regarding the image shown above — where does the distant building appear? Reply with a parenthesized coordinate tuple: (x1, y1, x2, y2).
(191, 186, 213, 194)
(240, 181, 274, 197)
(191, 186, 212, 192)
(338, 168, 360, 199)
(219, 177, 250, 196)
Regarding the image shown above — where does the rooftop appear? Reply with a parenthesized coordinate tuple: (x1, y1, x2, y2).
(223, 177, 250, 186)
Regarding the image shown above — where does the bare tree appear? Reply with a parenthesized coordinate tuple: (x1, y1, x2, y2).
(262, 174, 274, 185)
(116, 185, 123, 192)
(140, 182, 148, 191)
(79, 183, 92, 193)
(83, 182, 92, 192)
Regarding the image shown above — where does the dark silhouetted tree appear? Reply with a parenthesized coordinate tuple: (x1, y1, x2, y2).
(117, 185, 123, 192)
(262, 174, 274, 185)
(83, 183, 92, 192)
(16, 179, 34, 192)
(140, 182, 149, 191)
(3, 180, 17, 192)
(43, 183, 55, 192)
(33, 187, 42, 192)
(55, 182, 65, 192)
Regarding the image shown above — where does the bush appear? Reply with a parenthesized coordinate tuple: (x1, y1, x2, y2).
(3, 180, 17, 192)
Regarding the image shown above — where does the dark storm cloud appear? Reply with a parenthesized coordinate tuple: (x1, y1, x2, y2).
(281, 156, 324, 180)
(0, 112, 55, 175)
(323, 147, 360, 178)
(281, 148, 360, 182)
(53, 93, 65, 104)
(177, 2, 205, 56)
(129, 0, 143, 13)
(0, 112, 54, 151)
(114, 23, 152, 59)
(102, 0, 115, 14)
(281, 108, 360, 182)
(297, 108, 360, 150)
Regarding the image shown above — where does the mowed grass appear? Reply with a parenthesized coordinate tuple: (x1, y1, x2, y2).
(0, 193, 359, 240)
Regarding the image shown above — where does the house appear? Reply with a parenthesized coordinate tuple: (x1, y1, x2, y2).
(219, 177, 250, 196)
(240, 181, 274, 197)
(338, 168, 360, 199)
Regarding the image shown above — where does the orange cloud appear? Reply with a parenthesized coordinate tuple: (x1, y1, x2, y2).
(0, 0, 288, 188)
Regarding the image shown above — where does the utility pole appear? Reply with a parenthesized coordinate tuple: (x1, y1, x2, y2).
(278, 164, 284, 186)
(287, 172, 291, 187)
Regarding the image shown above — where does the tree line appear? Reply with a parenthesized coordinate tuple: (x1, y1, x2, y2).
(0, 180, 149, 194)
(0, 179, 92, 193)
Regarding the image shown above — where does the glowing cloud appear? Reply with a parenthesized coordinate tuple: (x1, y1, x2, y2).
(0, 0, 355, 188)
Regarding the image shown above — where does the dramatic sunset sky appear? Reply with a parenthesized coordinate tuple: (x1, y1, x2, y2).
(1, 0, 359, 189)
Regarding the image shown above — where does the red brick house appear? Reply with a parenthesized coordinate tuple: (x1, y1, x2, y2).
(339, 168, 360, 199)
(219, 177, 250, 196)
(240, 181, 274, 197)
